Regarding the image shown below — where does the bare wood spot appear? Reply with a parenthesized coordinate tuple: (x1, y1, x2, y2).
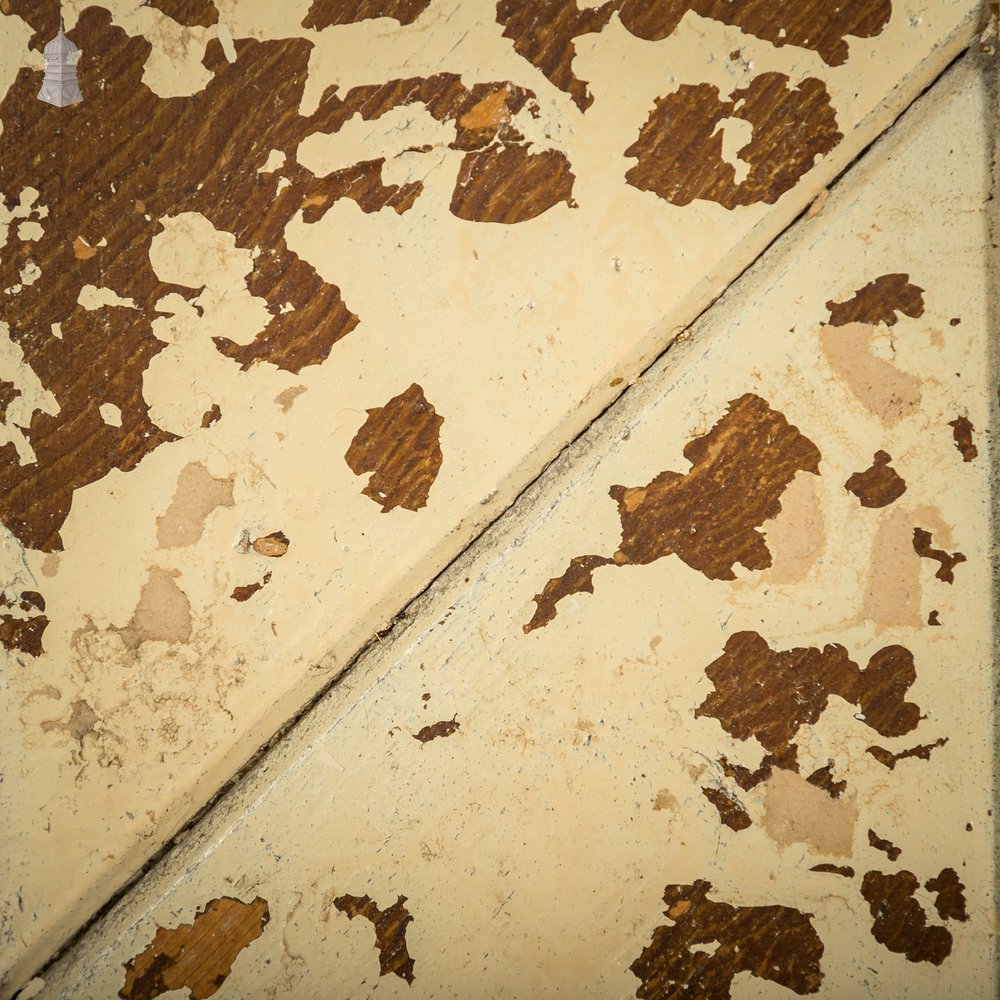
(141, 0, 220, 27)
(949, 416, 978, 462)
(345, 384, 443, 512)
(811, 863, 855, 878)
(866, 738, 947, 770)
(231, 572, 271, 602)
(252, 531, 290, 557)
(625, 74, 841, 209)
(413, 715, 459, 743)
(845, 451, 906, 508)
(302, 0, 431, 30)
(333, 893, 415, 984)
(525, 395, 820, 631)
(827, 274, 925, 327)
(630, 880, 824, 999)
(120, 896, 269, 1000)
(701, 787, 752, 831)
(861, 871, 952, 965)
(868, 829, 901, 861)
(913, 527, 965, 583)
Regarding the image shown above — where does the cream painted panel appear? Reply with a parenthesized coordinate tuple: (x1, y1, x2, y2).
(0, 0, 989, 994)
(35, 49, 996, 1000)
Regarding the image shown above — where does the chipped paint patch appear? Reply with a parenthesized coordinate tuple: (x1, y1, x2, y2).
(333, 894, 415, 984)
(120, 896, 269, 1000)
(346, 384, 444, 512)
(845, 450, 906, 507)
(525, 394, 820, 631)
(630, 880, 824, 999)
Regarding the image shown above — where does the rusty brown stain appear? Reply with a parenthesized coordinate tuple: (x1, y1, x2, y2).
(495, 0, 618, 112)
(525, 395, 820, 632)
(200, 403, 221, 428)
(913, 527, 965, 583)
(40, 698, 98, 744)
(142, 0, 220, 27)
(497, 0, 890, 112)
(120, 895, 270, 1000)
(826, 274, 925, 327)
(701, 787, 752, 831)
(156, 462, 235, 549)
(844, 451, 906, 508)
(860, 871, 952, 965)
(625, 74, 842, 210)
(868, 829, 901, 861)
(413, 715, 460, 743)
(302, 0, 431, 30)
(927, 610, 941, 626)
(695, 631, 921, 756)
(451, 144, 576, 223)
(866, 738, 947, 770)
(345, 383, 443, 512)
(629, 880, 824, 999)
(333, 893, 415, 984)
(252, 531, 290, 557)
(949, 416, 978, 462)
(925, 869, 969, 923)
(0, 590, 49, 657)
(231, 572, 271, 602)
(810, 864, 855, 878)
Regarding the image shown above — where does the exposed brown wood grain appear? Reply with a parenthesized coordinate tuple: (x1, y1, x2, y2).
(861, 871, 952, 965)
(701, 787, 752, 831)
(300, 158, 423, 223)
(525, 395, 820, 632)
(844, 450, 906, 508)
(345, 384, 444, 512)
(868, 828, 902, 861)
(826, 274, 925, 327)
(0, 380, 20, 421)
(200, 403, 222, 428)
(450, 144, 576, 223)
(810, 864, 855, 878)
(413, 715, 460, 743)
(630, 880, 824, 999)
(141, 0, 219, 27)
(625, 74, 842, 209)
(231, 572, 271, 602)
(0, 10, 563, 554)
(333, 893, 415, 983)
(912, 527, 965, 583)
(866, 738, 948, 770)
(805, 762, 847, 799)
(119, 896, 270, 1000)
(949, 416, 978, 462)
(925, 869, 969, 923)
(695, 631, 921, 756)
(496, 0, 892, 111)
(302, 0, 432, 30)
